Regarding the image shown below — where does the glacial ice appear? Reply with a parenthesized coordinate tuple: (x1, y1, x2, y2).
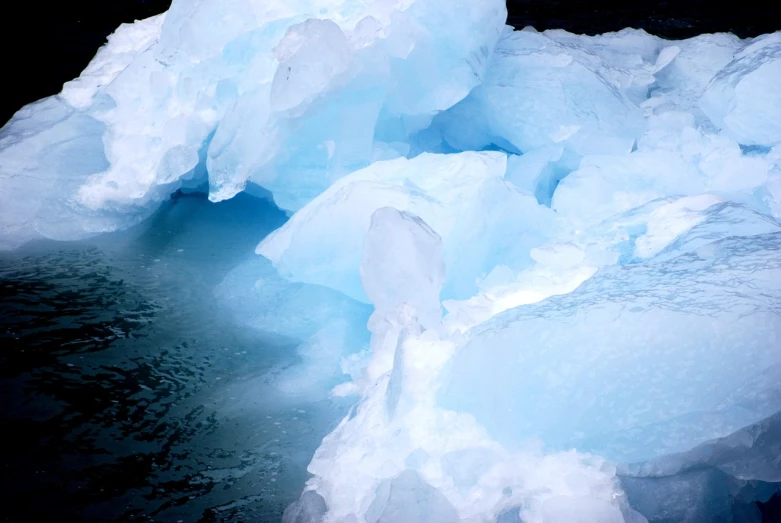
(618, 412, 781, 522)
(257, 151, 557, 302)
(2, 0, 781, 521)
(0, 0, 506, 248)
(441, 232, 781, 464)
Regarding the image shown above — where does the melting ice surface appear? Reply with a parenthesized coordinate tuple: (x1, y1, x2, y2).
(1, 0, 781, 521)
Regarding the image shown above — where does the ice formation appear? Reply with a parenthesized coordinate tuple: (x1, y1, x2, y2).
(2, 0, 781, 521)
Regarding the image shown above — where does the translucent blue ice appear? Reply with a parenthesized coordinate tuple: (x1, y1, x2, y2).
(441, 231, 781, 464)
(2, 1, 781, 521)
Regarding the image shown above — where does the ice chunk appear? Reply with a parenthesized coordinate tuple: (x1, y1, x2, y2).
(361, 207, 445, 329)
(0, 0, 507, 248)
(504, 147, 570, 206)
(645, 200, 781, 263)
(365, 470, 459, 523)
(0, 97, 120, 250)
(495, 507, 523, 523)
(437, 28, 646, 157)
(440, 448, 499, 488)
(700, 34, 781, 147)
(442, 195, 781, 332)
(648, 33, 742, 117)
(552, 150, 703, 229)
(441, 232, 781, 464)
(61, 14, 167, 110)
(541, 496, 625, 523)
(616, 412, 781, 523)
(553, 114, 771, 230)
(257, 152, 558, 303)
(282, 489, 327, 523)
(293, 212, 635, 523)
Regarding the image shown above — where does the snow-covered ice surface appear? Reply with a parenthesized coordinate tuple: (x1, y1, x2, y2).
(2, 0, 781, 521)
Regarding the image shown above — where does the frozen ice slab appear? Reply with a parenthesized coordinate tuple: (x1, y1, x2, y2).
(441, 196, 781, 331)
(623, 411, 781, 483)
(621, 467, 775, 523)
(435, 27, 647, 157)
(365, 470, 459, 523)
(257, 151, 559, 303)
(293, 198, 638, 523)
(0, 0, 506, 248)
(700, 33, 781, 147)
(441, 232, 781, 464)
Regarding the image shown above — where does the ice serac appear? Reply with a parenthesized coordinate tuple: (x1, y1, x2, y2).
(0, 0, 507, 249)
(256, 151, 558, 303)
(441, 232, 781, 464)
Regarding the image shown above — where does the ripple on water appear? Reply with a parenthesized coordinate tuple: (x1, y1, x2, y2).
(0, 193, 355, 522)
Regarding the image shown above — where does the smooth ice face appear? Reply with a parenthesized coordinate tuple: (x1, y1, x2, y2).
(700, 34, 781, 147)
(440, 232, 781, 464)
(256, 151, 559, 303)
(0, 0, 506, 248)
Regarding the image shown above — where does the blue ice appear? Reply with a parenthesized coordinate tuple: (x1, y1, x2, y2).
(1, 1, 781, 521)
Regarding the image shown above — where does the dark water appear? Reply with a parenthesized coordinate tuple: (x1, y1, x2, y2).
(0, 193, 352, 522)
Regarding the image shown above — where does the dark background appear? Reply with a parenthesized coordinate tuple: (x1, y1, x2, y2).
(1, 0, 781, 125)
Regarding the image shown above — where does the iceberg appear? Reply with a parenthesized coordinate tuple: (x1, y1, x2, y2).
(0, 0, 506, 249)
(2, 0, 781, 521)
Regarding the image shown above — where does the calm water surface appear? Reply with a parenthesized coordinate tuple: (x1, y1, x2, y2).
(0, 193, 352, 522)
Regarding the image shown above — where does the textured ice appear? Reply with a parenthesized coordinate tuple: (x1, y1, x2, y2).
(442, 232, 781, 463)
(700, 33, 781, 147)
(3, 1, 781, 521)
(618, 412, 781, 522)
(0, 0, 506, 248)
(257, 151, 557, 302)
(436, 27, 647, 158)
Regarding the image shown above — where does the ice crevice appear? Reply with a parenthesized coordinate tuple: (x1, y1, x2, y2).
(2, 0, 781, 521)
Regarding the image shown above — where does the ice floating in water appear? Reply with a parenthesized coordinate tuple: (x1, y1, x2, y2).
(2, 0, 781, 521)
(0, 0, 506, 249)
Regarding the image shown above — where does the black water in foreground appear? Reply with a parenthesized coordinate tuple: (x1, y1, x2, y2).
(0, 193, 352, 522)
